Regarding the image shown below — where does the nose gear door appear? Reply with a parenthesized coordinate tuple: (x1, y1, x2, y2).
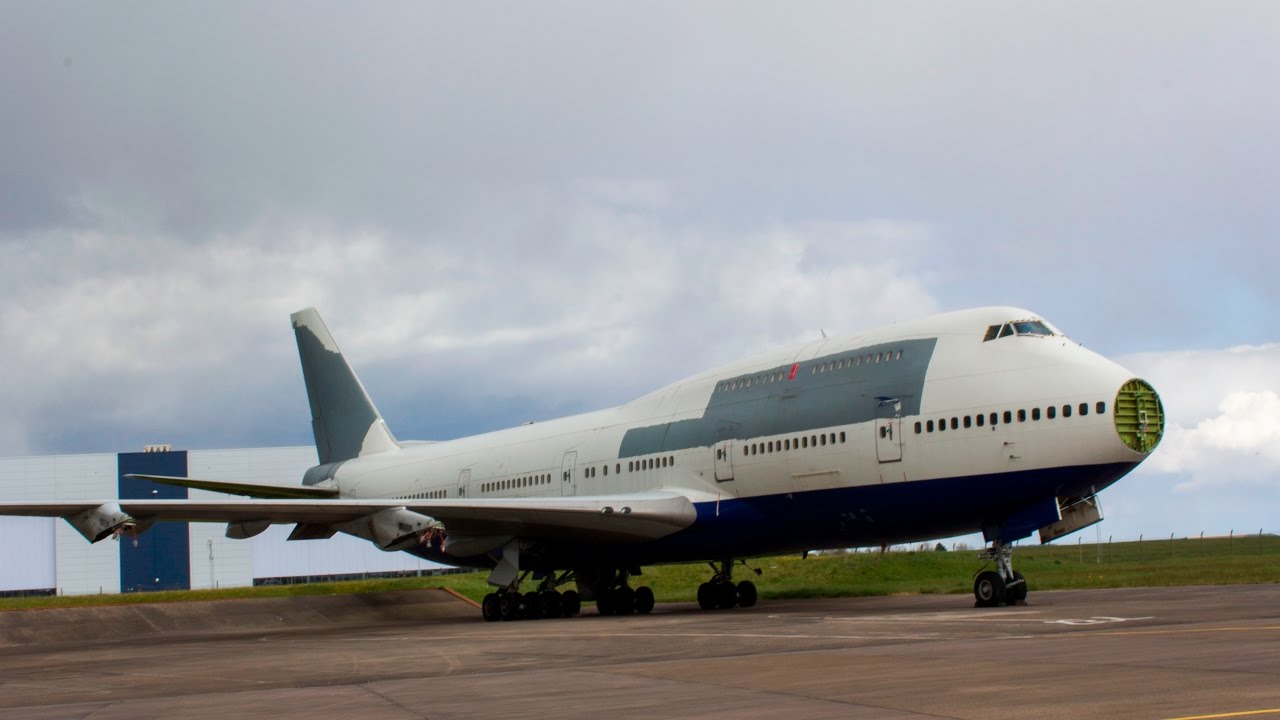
(875, 398, 902, 463)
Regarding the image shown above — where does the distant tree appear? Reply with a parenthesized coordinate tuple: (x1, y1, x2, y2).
(935, 542, 947, 552)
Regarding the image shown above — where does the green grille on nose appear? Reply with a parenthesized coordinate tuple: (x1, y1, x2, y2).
(1115, 379, 1164, 453)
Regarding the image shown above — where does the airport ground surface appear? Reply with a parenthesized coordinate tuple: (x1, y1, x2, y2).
(1, 584, 1277, 720)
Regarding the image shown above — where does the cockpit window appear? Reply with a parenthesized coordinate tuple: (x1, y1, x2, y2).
(983, 319, 1055, 341)
(1012, 320, 1053, 336)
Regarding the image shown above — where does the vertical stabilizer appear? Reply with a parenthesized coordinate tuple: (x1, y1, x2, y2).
(291, 308, 400, 464)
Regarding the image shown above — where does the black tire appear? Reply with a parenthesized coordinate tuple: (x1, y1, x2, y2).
(561, 590, 581, 616)
(716, 581, 737, 609)
(596, 589, 616, 616)
(697, 582, 715, 610)
(524, 591, 543, 620)
(481, 593, 502, 622)
(736, 580, 758, 608)
(541, 590, 564, 619)
(499, 592, 523, 620)
(974, 571, 1007, 607)
(1006, 571, 1028, 603)
(634, 586, 655, 615)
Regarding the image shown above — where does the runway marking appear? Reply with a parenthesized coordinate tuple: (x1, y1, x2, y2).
(1067, 624, 1280, 639)
(1046, 615, 1153, 625)
(1162, 709, 1280, 720)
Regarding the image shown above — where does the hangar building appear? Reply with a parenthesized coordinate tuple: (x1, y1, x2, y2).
(0, 446, 445, 596)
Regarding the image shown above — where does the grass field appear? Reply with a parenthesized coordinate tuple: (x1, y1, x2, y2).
(3, 535, 1277, 611)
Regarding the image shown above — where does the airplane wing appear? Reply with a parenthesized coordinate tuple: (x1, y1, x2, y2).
(0, 492, 697, 547)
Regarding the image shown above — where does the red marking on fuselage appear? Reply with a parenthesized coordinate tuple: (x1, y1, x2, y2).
(788, 363, 799, 381)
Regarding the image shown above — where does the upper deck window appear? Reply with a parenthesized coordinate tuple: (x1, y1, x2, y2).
(984, 319, 1056, 342)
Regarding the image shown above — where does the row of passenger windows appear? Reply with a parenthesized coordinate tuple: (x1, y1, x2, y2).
(717, 349, 906, 392)
(914, 401, 1108, 435)
(397, 489, 448, 500)
(626, 456, 675, 472)
(742, 431, 847, 456)
(811, 350, 903, 375)
(482, 474, 551, 493)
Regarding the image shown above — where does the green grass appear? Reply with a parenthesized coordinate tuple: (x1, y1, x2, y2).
(4, 535, 1277, 611)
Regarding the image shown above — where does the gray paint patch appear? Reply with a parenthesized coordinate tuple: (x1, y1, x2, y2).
(619, 338, 935, 457)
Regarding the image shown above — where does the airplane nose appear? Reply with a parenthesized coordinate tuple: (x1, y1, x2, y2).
(1115, 379, 1164, 454)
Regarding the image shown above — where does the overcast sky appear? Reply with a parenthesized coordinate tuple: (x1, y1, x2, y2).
(1, 2, 1277, 542)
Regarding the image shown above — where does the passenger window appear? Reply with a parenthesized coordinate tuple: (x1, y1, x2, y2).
(1047, 406, 1057, 419)
(938, 419, 946, 433)
(915, 421, 922, 434)
(783, 439, 791, 451)
(1003, 410, 1012, 424)
(1017, 409, 1026, 422)
(927, 419, 934, 432)
(1079, 402, 1088, 416)
(976, 414, 985, 427)
(949, 417, 958, 430)
(802, 436, 808, 448)
(990, 412, 998, 426)
(1032, 408, 1041, 421)
(1063, 404, 1072, 418)
(1097, 401, 1106, 414)
(839, 431, 846, 443)
(820, 434, 827, 446)
(963, 416, 972, 428)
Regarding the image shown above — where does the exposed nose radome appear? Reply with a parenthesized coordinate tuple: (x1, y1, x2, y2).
(1115, 379, 1164, 453)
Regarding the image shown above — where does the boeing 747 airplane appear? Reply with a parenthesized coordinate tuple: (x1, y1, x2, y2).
(0, 307, 1163, 620)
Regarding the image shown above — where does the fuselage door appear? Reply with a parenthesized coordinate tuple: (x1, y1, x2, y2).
(561, 451, 577, 496)
(457, 468, 470, 497)
(714, 439, 735, 482)
(876, 398, 903, 463)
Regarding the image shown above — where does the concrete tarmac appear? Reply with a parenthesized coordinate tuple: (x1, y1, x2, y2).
(1, 584, 1277, 719)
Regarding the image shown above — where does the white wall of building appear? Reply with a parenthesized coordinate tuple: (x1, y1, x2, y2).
(0, 516, 55, 592)
(50, 454, 121, 595)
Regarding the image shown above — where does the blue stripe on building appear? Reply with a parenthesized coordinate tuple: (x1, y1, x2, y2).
(118, 451, 190, 593)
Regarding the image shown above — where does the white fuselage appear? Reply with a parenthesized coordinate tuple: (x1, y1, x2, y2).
(320, 307, 1152, 565)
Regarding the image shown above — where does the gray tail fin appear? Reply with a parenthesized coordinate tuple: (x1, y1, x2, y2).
(291, 308, 400, 464)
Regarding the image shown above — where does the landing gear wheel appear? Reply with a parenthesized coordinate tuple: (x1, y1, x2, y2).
(524, 591, 544, 620)
(540, 590, 564, 619)
(561, 590, 582, 616)
(499, 592, 523, 620)
(736, 580, 758, 608)
(974, 571, 1007, 607)
(614, 586, 636, 616)
(481, 593, 501, 622)
(634, 586, 655, 615)
(596, 589, 616, 616)
(697, 582, 716, 610)
(1006, 571, 1028, 603)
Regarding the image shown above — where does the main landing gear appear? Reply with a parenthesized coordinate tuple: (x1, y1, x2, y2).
(481, 571, 583, 622)
(592, 567, 656, 617)
(973, 540, 1028, 608)
(697, 559, 759, 611)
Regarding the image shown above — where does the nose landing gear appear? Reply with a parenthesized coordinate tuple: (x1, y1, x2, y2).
(974, 540, 1028, 607)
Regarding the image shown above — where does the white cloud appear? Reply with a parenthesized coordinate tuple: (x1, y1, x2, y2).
(0, 193, 939, 455)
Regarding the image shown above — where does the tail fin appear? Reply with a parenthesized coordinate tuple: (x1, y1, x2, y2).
(291, 308, 400, 464)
